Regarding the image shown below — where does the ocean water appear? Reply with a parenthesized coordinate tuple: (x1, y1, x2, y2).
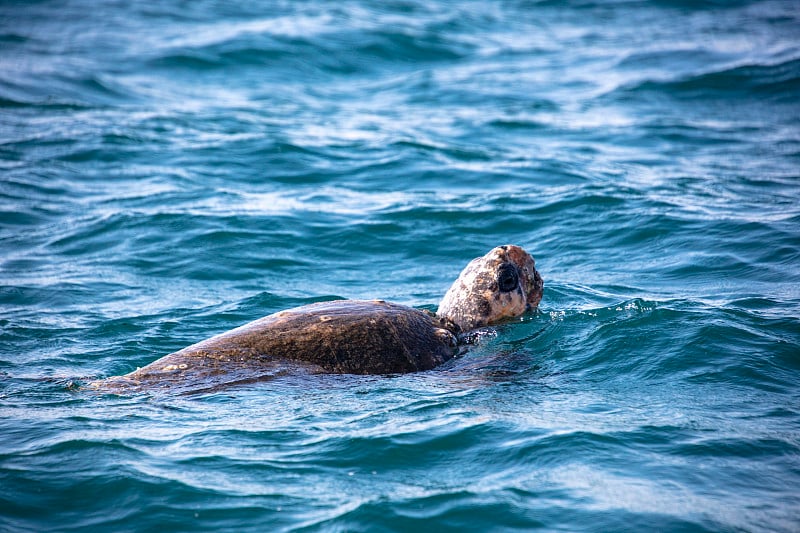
(1, 0, 799, 530)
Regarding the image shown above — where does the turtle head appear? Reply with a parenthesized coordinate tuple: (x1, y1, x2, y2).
(437, 245, 543, 332)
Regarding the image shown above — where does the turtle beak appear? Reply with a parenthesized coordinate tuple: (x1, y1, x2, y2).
(526, 268, 543, 310)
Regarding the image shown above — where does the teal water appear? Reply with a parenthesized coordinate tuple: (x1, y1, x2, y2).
(2, 0, 800, 530)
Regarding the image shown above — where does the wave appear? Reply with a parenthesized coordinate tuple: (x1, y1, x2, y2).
(613, 57, 800, 103)
(0, 73, 133, 110)
(146, 27, 469, 77)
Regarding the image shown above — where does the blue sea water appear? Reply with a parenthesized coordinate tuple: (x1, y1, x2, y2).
(1, 0, 800, 530)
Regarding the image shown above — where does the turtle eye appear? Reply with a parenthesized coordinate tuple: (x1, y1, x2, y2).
(497, 264, 519, 292)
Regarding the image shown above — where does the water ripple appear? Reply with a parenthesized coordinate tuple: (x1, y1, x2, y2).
(2, 0, 800, 531)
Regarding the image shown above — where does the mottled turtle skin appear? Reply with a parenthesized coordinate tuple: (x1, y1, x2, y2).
(97, 245, 542, 389)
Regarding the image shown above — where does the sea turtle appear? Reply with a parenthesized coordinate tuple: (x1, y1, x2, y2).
(95, 245, 542, 390)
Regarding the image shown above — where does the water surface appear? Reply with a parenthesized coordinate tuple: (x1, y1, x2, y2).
(1, 0, 799, 531)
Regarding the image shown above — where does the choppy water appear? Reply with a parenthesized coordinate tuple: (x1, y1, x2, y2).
(2, 0, 800, 531)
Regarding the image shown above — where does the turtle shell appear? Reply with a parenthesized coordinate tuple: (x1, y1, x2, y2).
(110, 300, 459, 388)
